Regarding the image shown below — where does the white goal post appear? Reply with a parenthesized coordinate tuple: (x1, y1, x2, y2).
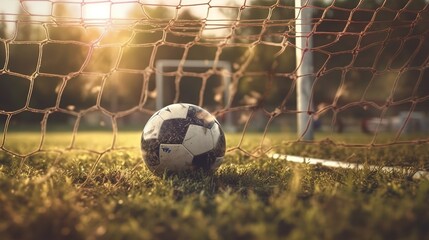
(155, 59, 234, 130)
(295, 0, 315, 141)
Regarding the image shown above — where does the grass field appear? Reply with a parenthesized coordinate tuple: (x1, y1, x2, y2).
(1, 131, 429, 240)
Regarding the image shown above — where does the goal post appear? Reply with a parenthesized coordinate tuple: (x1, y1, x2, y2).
(155, 59, 232, 111)
(155, 59, 235, 131)
(295, 0, 315, 141)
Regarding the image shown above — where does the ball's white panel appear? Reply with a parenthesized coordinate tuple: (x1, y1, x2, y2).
(158, 103, 189, 120)
(158, 144, 193, 171)
(143, 115, 163, 140)
(183, 124, 214, 156)
(210, 122, 221, 144)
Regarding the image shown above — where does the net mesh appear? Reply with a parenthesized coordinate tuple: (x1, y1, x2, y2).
(1, 0, 428, 167)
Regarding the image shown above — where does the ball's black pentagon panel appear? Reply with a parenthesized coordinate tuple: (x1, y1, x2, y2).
(158, 118, 192, 144)
(141, 138, 161, 167)
(212, 124, 226, 157)
(186, 104, 215, 129)
(192, 150, 218, 171)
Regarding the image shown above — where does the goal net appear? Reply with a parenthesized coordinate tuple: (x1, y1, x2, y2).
(1, 0, 428, 168)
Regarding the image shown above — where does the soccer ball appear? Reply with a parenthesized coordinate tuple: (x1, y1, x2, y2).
(141, 103, 226, 175)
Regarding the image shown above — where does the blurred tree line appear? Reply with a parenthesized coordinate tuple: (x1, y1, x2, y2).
(0, 0, 428, 124)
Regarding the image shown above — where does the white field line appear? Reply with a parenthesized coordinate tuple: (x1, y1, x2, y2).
(270, 153, 429, 180)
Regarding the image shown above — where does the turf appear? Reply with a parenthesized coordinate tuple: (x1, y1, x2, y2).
(1, 132, 429, 240)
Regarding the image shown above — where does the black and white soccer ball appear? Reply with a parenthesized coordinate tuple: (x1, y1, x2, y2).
(141, 103, 226, 175)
